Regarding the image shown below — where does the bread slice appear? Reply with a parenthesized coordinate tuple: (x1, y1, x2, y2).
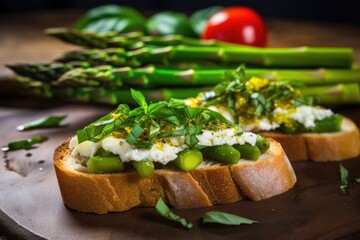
(54, 138, 296, 214)
(259, 117, 360, 161)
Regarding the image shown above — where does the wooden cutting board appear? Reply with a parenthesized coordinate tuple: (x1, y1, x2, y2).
(1, 96, 360, 239)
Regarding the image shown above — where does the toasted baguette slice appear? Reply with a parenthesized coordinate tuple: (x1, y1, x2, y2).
(260, 117, 360, 161)
(54, 139, 296, 214)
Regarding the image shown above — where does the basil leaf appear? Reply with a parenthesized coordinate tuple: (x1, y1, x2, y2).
(155, 197, 193, 229)
(2, 135, 48, 152)
(339, 164, 349, 194)
(16, 115, 66, 131)
(131, 88, 148, 110)
(126, 124, 144, 144)
(163, 115, 182, 126)
(190, 6, 223, 36)
(77, 124, 106, 143)
(74, 4, 146, 33)
(148, 102, 166, 114)
(203, 211, 258, 225)
(185, 107, 203, 119)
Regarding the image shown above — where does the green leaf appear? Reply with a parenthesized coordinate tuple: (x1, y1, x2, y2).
(2, 135, 48, 152)
(128, 107, 145, 118)
(339, 164, 349, 194)
(355, 178, 360, 184)
(126, 124, 144, 144)
(203, 211, 258, 225)
(74, 4, 146, 33)
(147, 11, 196, 37)
(131, 88, 148, 110)
(148, 102, 166, 114)
(185, 107, 203, 119)
(190, 6, 223, 36)
(16, 115, 66, 131)
(155, 197, 193, 229)
(76, 104, 129, 144)
(155, 107, 182, 126)
(77, 124, 106, 143)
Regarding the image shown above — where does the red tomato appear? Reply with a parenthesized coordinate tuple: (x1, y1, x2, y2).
(202, 6, 267, 47)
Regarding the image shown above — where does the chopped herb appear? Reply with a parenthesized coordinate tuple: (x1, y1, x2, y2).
(198, 64, 305, 123)
(76, 90, 236, 149)
(2, 135, 48, 152)
(76, 104, 130, 143)
(203, 211, 258, 225)
(16, 115, 66, 131)
(339, 164, 349, 194)
(155, 197, 193, 229)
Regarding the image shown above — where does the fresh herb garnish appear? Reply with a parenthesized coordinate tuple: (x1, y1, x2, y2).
(203, 211, 258, 225)
(155, 197, 193, 229)
(76, 89, 236, 149)
(199, 65, 312, 121)
(339, 164, 349, 194)
(76, 104, 130, 143)
(2, 135, 48, 152)
(16, 115, 66, 131)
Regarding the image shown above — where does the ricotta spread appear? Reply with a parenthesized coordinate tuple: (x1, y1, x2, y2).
(70, 127, 257, 165)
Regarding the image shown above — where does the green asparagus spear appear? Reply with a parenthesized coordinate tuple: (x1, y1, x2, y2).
(57, 66, 123, 87)
(131, 159, 155, 177)
(95, 147, 116, 157)
(9, 63, 360, 87)
(46, 28, 354, 68)
(201, 145, 240, 164)
(233, 143, 261, 160)
(312, 114, 343, 133)
(57, 48, 140, 67)
(46, 28, 143, 49)
(301, 83, 360, 105)
(136, 45, 354, 68)
(255, 135, 270, 153)
(7, 62, 87, 82)
(87, 155, 124, 174)
(11, 75, 360, 106)
(280, 114, 343, 134)
(46, 27, 244, 49)
(173, 148, 203, 171)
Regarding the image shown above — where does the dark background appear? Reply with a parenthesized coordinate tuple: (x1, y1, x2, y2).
(1, 0, 360, 25)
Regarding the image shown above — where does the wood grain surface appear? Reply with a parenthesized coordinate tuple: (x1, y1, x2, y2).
(1, 10, 360, 240)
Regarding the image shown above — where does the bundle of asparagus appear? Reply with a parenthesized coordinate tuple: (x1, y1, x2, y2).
(8, 28, 360, 105)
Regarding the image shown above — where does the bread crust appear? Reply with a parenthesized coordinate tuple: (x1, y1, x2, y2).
(54, 139, 296, 214)
(260, 117, 360, 161)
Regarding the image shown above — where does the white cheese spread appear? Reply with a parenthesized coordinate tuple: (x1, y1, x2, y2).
(70, 128, 257, 165)
(288, 106, 333, 128)
(214, 105, 334, 131)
